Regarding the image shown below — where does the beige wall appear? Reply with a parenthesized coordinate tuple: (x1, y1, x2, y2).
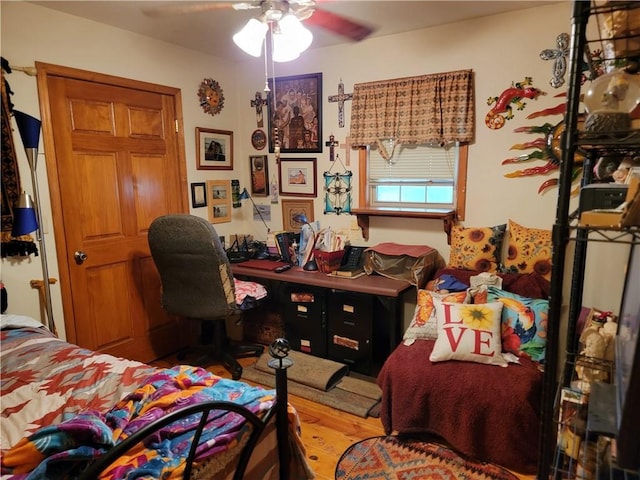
(1, 1, 627, 340)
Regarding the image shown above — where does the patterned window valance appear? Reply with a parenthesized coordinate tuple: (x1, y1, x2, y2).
(349, 69, 475, 148)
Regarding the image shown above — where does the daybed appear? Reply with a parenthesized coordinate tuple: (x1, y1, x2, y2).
(0, 314, 313, 480)
(377, 266, 551, 474)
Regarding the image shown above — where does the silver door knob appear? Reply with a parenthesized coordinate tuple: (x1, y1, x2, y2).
(74, 251, 87, 265)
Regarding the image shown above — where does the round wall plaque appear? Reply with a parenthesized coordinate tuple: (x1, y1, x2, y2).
(251, 129, 267, 150)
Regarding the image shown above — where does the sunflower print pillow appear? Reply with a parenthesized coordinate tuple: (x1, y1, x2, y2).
(448, 224, 507, 273)
(403, 290, 469, 345)
(502, 219, 552, 281)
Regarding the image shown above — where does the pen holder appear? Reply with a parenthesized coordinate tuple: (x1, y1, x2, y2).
(313, 249, 345, 274)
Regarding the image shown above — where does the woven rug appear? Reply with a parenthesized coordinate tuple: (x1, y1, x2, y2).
(241, 353, 381, 418)
(335, 436, 520, 480)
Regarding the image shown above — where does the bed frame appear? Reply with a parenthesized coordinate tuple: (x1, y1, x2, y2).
(0, 320, 301, 480)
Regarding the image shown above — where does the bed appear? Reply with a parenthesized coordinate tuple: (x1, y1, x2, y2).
(0, 315, 314, 480)
(377, 267, 551, 474)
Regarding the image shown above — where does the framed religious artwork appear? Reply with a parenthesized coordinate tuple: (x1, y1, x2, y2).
(278, 157, 317, 197)
(267, 72, 322, 154)
(250, 155, 269, 197)
(251, 129, 267, 150)
(196, 128, 233, 170)
(190, 182, 207, 208)
(281, 199, 314, 232)
(206, 180, 231, 224)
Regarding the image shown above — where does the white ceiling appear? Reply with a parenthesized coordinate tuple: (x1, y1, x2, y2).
(31, 1, 556, 63)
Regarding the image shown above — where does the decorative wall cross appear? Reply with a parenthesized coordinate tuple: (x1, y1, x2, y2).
(325, 134, 339, 162)
(339, 136, 351, 166)
(328, 79, 353, 128)
(539, 33, 569, 88)
(250, 91, 268, 127)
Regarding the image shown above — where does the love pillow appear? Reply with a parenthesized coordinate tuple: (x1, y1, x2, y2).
(430, 300, 507, 366)
(403, 290, 469, 345)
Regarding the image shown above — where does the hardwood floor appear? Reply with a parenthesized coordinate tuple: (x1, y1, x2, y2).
(150, 354, 534, 480)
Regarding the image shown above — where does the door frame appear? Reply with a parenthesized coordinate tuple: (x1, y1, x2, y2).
(35, 62, 188, 343)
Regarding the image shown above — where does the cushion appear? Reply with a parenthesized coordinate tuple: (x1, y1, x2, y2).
(502, 219, 552, 281)
(403, 290, 469, 345)
(487, 286, 549, 362)
(448, 224, 506, 273)
(429, 299, 507, 366)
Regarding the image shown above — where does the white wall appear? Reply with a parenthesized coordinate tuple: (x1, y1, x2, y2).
(1, 1, 627, 341)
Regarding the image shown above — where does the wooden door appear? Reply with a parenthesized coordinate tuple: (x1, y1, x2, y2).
(37, 63, 188, 362)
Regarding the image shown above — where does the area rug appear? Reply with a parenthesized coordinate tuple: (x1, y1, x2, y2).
(241, 353, 381, 418)
(335, 436, 520, 480)
(253, 349, 348, 391)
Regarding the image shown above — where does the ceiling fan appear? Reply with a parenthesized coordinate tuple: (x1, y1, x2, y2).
(143, 1, 375, 43)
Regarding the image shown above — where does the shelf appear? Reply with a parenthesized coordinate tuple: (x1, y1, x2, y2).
(350, 207, 455, 241)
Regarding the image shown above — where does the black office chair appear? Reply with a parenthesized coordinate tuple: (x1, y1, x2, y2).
(148, 214, 264, 380)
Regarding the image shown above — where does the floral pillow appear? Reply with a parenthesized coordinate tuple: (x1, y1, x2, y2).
(429, 299, 507, 366)
(487, 286, 549, 362)
(403, 290, 469, 345)
(448, 224, 507, 273)
(502, 219, 552, 281)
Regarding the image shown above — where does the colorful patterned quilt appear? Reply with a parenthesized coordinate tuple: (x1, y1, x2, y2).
(0, 326, 276, 479)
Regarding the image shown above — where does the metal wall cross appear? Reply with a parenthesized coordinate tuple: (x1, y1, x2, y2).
(328, 79, 353, 128)
(250, 91, 268, 127)
(540, 33, 569, 88)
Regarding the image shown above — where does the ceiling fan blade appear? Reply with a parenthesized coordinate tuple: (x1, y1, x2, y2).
(143, 2, 253, 18)
(305, 7, 375, 41)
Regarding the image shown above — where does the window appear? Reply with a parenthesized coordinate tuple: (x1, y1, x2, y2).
(357, 141, 467, 219)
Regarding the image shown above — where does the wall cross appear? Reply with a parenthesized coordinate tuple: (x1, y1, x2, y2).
(328, 79, 353, 128)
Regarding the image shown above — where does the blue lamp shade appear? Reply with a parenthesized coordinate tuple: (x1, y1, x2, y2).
(238, 188, 250, 201)
(12, 192, 39, 236)
(13, 110, 42, 149)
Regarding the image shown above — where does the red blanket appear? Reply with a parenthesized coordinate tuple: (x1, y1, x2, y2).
(377, 339, 543, 474)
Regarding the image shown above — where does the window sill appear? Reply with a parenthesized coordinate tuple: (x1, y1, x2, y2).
(351, 207, 456, 241)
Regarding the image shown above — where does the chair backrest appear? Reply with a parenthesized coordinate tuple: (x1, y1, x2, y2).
(148, 214, 236, 319)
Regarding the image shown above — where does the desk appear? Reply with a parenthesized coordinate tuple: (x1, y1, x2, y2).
(232, 264, 413, 376)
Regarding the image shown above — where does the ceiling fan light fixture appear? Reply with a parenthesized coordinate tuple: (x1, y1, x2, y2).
(272, 14, 313, 62)
(233, 18, 268, 57)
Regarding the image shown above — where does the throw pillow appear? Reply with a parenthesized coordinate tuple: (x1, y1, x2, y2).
(487, 286, 549, 362)
(403, 290, 469, 345)
(429, 300, 507, 366)
(502, 219, 552, 281)
(448, 224, 507, 273)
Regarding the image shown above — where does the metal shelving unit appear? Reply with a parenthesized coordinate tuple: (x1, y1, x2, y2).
(538, 2, 640, 480)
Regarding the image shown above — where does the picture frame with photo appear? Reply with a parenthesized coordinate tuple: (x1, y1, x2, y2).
(196, 128, 233, 170)
(206, 179, 231, 223)
(281, 199, 314, 232)
(278, 157, 317, 197)
(250, 155, 269, 197)
(268, 72, 322, 154)
(190, 182, 207, 208)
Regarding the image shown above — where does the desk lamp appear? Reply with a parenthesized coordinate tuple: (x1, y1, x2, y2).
(292, 214, 318, 271)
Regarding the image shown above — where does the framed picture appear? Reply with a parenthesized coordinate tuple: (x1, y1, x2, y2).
(278, 157, 317, 197)
(190, 182, 206, 208)
(268, 72, 322, 154)
(251, 129, 267, 150)
(282, 199, 314, 232)
(206, 179, 231, 223)
(250, 155, 269, 197)
(196, 128, 233, 170)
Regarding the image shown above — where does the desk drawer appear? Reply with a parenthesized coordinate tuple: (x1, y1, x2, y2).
(284, 286, 327, 358)
(328, 291, 373, 374)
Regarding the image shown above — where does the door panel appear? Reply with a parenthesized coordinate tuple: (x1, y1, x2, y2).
(39, 64, 188, 362)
